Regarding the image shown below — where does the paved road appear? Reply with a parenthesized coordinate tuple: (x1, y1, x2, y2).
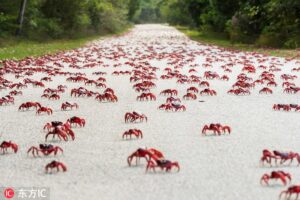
(0, 24, 300, 200)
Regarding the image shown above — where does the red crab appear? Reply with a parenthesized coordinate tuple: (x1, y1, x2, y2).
(220, 75, 229, 81)
(187, 86, 199, 93)
(199, 81, 210, 87)
(27, 144, 63, 157)
(45, 160, 67, 173)
(279, 185, 300, 200)
(18, 102, 41, 111)
(166, 97, 181, 104)
(127, 148, 164, 166)
(158, 103, 173, 111)
(267, 81, 277, 87)
(260, 171, 291, 186)
(49, 94, 60, 100)
(0, 141, 18, 154)
(36, 107, 53, 115)
(183, 93, 197, 100)
(67, 116, 86, 127)
(45, 126, 75, 141)
(160, 89, 178, 96)
(122, 129, 143, 139)
(137, 93, 156, 101)
(9, 90, 22, 96)
(125, 112, 147, 123)
(273, 104, 291, 111)
(61, 102, 79, 111)
(200, 88, 217, 96)
(202, 124, 231, 136)
(43, 121, 64, 132)
(170, 103, 186, 111)
(146, 159, 180, 173)
(95, 93, 118, 102)
(259, 87, 273, 94)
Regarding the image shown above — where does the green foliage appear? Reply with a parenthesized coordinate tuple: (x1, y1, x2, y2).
(160, 0, 300, 48)
(128, 0, 140, 21)
(0, 0, 130, 40)
(1, 0, 299, 49)
(177, 25, 300, 58)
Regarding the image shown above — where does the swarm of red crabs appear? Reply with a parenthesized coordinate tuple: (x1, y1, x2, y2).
(2, 24, 300, 200)
(260, 149, 300, 199)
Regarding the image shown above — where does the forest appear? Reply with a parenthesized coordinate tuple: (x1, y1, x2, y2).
(1, 0, 300, 48)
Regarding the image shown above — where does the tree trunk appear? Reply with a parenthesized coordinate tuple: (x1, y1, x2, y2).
(16, 0, 27, 35)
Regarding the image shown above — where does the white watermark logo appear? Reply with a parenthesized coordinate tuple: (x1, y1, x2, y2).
(1, 187, 50, 200)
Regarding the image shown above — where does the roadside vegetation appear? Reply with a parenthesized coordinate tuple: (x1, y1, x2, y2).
(177, 26, 300, 59)
(0, 27, 131, 60)
(1, 0, 299, 61)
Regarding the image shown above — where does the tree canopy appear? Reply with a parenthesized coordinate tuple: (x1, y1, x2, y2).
(0, 0, 299, 48)
(132, 0, 300, 48)
(0, 0, 130, 39)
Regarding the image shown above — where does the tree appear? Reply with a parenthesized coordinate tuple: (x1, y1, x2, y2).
(16, 0, 27, 35)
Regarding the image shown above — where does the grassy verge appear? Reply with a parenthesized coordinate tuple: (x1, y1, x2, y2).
(176, 26, 300, 59)
(0, 26, 132, 61)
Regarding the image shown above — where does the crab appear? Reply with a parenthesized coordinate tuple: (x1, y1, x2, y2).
(125, 112, 147, 123)
(160, 89, 178, 96)
(43, 121, 64, 132)
(183, 93, 197, 100)
(45, 160, 67, 173)
(146, 159, 180, 173)
(202, 123, 231, 136)
(259, 87, 273, 94)
(27, 144, 63, 157)
(186, 87, 199, 93)
(158, 103, 173, 111)
(273, 150, 300, 166)
(67, 116, 86, 127)
(279, 185, 300, 200)
(49, 94, 60, 100)
(200, 88, 217, 96)
(220, 75, 229, 81)
(136, 93, 156, 101)
(227, 88, 250, 95)
(267, 81, 278, 87)
(260, 171, 291, 186)
(122, 129, 143, 139)
(0, 141, 18, 154)
(127, 148, 164, 166)
(260, 149, 300, 166)
(9, 90, 23, 96)
(166, 97, 181, 104)
(32, 81, 45, 87)
(18, 102, 41, 111)
(36, 107, 53, 115)
(170, 103, 186, 111)
(61, 102, 79, 111)
(95, 93, 118, 102)
(273, 104, 291, 112)
(45, 126, 75, 142)
(199, 81, 210, 87)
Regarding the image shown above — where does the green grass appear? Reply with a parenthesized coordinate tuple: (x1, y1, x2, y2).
(0, 26, 132, 61)
(0, 36, 96, 61)
(176, 26, 300, 59)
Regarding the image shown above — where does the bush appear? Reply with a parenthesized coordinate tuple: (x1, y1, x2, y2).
(255, 33, 283, 48)
(284, 35, 300, 49)
(226, 17, 255, 44)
